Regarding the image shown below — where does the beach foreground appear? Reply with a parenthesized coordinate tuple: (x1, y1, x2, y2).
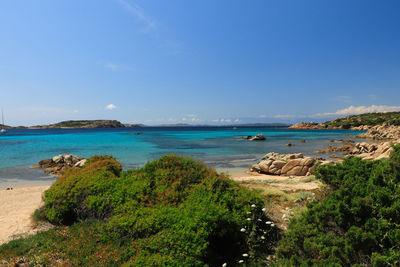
(0, 185, 50, 244)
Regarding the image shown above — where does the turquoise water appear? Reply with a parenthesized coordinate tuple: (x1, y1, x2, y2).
(0, 126, 365, 186)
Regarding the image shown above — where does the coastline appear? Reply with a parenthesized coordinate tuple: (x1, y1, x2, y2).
(0, 124, 387, 246)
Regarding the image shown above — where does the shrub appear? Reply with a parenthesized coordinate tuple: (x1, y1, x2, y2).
(276, 145, 400, 266)
(1, 155, 279, 266)
(42, 155, 122, 224)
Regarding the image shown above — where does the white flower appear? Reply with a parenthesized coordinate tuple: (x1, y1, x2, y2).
(238, 260, 244, 263)
(251, 204, 256, 208)
(257, 219, 262, 222)
(261, 236, 265, 240)
(222, 263, 227, 267)
(265, 221, 272, 225)
(247, 218, 251, 221)
(242, 253, 249, 257)
(262, 208, 266, 212)
(240, 228, 246, 232)
(271, 223, 275, 227)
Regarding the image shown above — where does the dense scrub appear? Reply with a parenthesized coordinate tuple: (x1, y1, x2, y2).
(0, 155, 279, 266)
(276, 145, 400, 266)
(321, 111, 400, 128)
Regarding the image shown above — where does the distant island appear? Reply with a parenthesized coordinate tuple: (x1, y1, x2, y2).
(2, 121, 290, 129)
(29, 120, 133, 129)
(290, 111, 400, 129)
(154, 123, 291, 127)
(3, 113, 400, 130)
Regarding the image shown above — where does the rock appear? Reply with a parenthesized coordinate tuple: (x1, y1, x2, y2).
(75, 159, 87, 167)
(249, 134, 266, 141)
(286, 143, 296, 147)
(281, 159, 301, 174)
(34, 154, 87, 176)
(301, 157, 315, 166)
(285, 153, 303, 159)
(301, 139, 306, 143)
(286, 166, 307, 176)
(250, 152, 321, 176)
(356, 124, 400, 140)
(37, 158, 54, 168)
(315, 144, 355, 154)
(288, 122, 322, 129)
(52, 155, 64, 163)
(270, 160, 286, 169)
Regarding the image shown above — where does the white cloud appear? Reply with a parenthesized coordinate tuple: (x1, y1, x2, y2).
(105, 63, 119, 71)
(106, 104, 117, 110)
(314, 105, 400, 117)
(234, 119, 240, 122)
(258, 114, 267, 118)
(117, 0, 156, 32)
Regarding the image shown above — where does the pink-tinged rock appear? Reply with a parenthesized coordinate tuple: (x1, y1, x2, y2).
(286, 166, 304, 176)
(281, 159, 301, 174)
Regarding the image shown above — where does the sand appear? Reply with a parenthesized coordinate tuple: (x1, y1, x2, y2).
(0, 185, 50, 244)
(230, 170, 322, 191)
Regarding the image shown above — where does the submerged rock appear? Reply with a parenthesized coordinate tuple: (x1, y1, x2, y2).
(244, 134, 266, 141)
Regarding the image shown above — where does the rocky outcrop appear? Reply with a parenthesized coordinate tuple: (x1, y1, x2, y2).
(356, 124, 400, 140)
(34, 154, 87, 176)
(315, 144, 355, 154)
(244, 134, 266, 141)
(350, 125, 371, 131)
(347, 141, 396, 161)
(288, 122, 324, 129)
(250, 153, 327, 176)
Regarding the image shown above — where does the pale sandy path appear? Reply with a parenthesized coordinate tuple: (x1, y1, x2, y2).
(230, 170, 322, 191)
(0, 185, 49, 244)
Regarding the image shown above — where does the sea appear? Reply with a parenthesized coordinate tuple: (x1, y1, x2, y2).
(0, 126, 366, 187)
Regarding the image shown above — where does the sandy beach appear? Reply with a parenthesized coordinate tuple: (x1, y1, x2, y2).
(0, 185, 50, 245)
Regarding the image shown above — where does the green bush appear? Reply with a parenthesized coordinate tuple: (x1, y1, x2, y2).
(0, 155, 279, 266)
(42, 155, 122, 224)
(276, 145, 400, 266)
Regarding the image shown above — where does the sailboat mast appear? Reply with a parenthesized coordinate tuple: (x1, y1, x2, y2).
(1, 108, 3, 126)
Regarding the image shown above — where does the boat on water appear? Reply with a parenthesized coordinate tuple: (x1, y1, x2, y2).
(1, 109, 6, 134)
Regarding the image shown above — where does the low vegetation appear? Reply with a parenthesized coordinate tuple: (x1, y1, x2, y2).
(276, 144, 400, 266)
(2, 145, 400, 265)
(322, 111, 400, 128)
(0, 155, 279, 266)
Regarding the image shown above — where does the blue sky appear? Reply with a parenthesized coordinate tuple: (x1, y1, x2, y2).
(1, 0, 400, 126)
